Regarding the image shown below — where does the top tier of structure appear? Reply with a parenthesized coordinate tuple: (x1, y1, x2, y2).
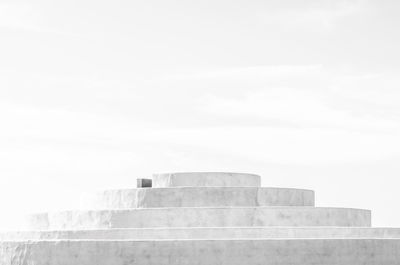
(152, 172, 261, 187)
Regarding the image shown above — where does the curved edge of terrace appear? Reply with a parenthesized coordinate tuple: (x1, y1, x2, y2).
(25, 207, 372, 230)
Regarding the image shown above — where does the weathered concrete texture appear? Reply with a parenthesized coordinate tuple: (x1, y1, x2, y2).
(152, 172, 261, 187)
(82, 187, 315, 209)
(26, 207, 371, 230)
(1, 239, 400, 265)
(2, 227, 400, 240)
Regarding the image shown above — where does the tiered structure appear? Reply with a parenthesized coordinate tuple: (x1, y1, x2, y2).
(1, 172, 400, 264)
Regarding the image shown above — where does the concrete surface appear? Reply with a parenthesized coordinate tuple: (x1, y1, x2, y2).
(82, 187, 315, 209)
(152, 172, 261, 187)
(2, 171, 398, 264)
(2, 227, 400, 240)
(26, 207, 371, 230)
(1, 239, 400, 265)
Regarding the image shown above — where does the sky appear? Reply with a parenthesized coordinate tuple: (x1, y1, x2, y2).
(1, 0, 400, 229)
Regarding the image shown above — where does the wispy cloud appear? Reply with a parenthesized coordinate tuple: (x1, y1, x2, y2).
(0, 3, 60, 34)
(198, 88, 400, 132)
(160, 64, 323, 81)
(0, 3, 41, 31)
(149, 64, 400, 132)
(258, 0, 367, 31)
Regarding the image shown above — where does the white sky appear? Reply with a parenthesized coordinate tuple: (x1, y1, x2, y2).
(1, 0, 400, 229)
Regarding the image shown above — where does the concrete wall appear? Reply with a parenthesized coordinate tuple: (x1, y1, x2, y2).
(2, 227, 400, 240)
(1, 239, 400, 265)
(152, 172, 261, 187)
(1, 170, 398, 263)
(82, 187, 315, 209)
(26, 207, 371, 230)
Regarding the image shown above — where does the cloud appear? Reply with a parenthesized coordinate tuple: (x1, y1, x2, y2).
(0, 3, 39, 31)
(160, 65, 323, 81)
(2, 62, 400, 170)
(150, 64, 400, 132)
(257, 0, 367, 31)
(198, 88, 400, 132)
(0, 3, 55, 33)
(146, 64, 327, 100)
(2, 95, 399, 170)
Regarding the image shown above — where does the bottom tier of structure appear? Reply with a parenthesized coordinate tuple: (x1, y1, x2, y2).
(1, 239, 400, 265)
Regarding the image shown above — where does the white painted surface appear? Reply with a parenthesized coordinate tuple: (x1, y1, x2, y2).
(26, 207, 371, 230)
(2, 172, 398, 263)
(1, 239, 400, 265)
(2, 227, 400, 240)
(82, 187, 315, 209)
(152, 172, 261, 187)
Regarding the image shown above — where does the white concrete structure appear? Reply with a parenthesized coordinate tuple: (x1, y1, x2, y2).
(152, 172, 261, 187)
(82, 187, 315, 208)
(1, 171, 400, 264)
